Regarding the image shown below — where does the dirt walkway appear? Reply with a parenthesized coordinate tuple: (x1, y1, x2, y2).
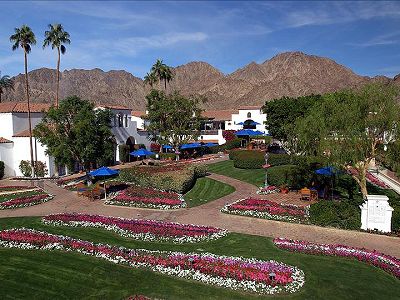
(0, 172, 399, 258)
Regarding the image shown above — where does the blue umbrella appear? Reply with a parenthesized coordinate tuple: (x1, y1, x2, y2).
(162, 145, 173, 149)
(204, 142, 218, 147)
(89, 166, 119, 177)
(315, 166, 337, 176)
(130, 149, 155, 157)
(235, 129, 265, 136)
(236, 122, 244, 125)
(250, 121, 261, 125)
(180, 143, 202, 149)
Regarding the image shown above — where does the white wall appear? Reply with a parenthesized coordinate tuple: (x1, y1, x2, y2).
(225, 108, 268, 133)
(0, 113, 14, 139)
(199, 130, 226, 145)
(0, 143, 15, 177)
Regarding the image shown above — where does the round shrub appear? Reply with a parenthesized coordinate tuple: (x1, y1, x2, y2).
(233, 150, 264, 169)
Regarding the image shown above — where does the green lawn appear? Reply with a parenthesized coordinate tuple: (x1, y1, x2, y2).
(0, 217, 399, 299)
(207, 160, 265, 186)
(184, 177, 235, 207)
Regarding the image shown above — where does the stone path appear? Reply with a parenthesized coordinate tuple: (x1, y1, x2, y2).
(0, 172, 399, 258)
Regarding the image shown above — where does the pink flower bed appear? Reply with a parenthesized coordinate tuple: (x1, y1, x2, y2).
(366, 172, 390, 189)
(106, 186, 185, 209)
(0, 228, 305, 294)
(222, 198, 308, 223)
(274, 238, 400, 279)
(0, 192, 53, 210)
(42, 213, 227, 243)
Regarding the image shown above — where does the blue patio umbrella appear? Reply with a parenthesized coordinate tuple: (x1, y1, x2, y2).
(235, 129, 265, 136)
(236, 122, 244, 125)
(204, 142, 218, 147)
(315, 166, 337, 176)
(250, 121, 261, 126)
(130, 149, 155, 157)
(180, 143, 202, 149)
(162, 145, 173, 149)
(89, 166, 119, 177)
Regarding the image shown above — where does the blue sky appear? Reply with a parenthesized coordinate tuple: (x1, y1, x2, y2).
(1, 1, 400, 78)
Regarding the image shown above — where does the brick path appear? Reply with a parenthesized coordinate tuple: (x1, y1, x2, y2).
(0, 172, 399, 258)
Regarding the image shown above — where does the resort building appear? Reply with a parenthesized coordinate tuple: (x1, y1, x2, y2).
(0, 102, 150, 178)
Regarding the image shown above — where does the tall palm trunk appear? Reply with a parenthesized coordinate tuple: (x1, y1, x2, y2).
(56, 47, 60, 108)
(24, 50, 35, 177)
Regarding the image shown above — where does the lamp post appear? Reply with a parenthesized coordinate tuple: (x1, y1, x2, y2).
(264, 151, 269, 188)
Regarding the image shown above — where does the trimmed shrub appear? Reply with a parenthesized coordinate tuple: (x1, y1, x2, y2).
(34, 161, 48, 177)
(224, 138, 242, 150)
(232, 150, 265, 169)
(267, 154, 291, 166)
(266, 165, 298, 187)
(19, 160, 32, 177)
(191, 164, 208, 177)
(118, 145, 130, 163)
(0, 161, 4, 179)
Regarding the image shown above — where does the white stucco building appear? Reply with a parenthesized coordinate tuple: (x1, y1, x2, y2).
(0, 102, 150, 178)
(131, 105, 268, 145)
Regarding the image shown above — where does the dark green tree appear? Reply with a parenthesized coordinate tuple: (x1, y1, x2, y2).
(144, 90, 205, 148)
(0, 71, 14, 103)
(150, 59, 174, 90)
(33, 96, 115, 172)
(43, 23, 71, 108)
(295, 83, 400, 198)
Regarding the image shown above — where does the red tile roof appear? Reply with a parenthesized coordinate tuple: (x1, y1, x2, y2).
(132, 110, 146, 117)
(97, 104, 131, 110)
(0, 137, 13, 143)
(202, 110, 236, 121)
(13, 129, 32, 137)
(238, 105, 261, 110)
(0, 101, 51, 113)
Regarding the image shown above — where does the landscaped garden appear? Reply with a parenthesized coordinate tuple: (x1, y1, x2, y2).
(0, 188, 53, 210)
(0, 216, 399, 299)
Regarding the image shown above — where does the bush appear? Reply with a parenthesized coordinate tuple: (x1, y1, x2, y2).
(222, 130, 236, 142)
(223, 138, 242, 150)
(0, 161, 4, 179)
(190, 164, 208, 177)
(118, 145, 130, 163)
(19, 160, 32, 177)
(309, 200, 362, 230)
(266, 165, 298, 187)
(268, 154, 291, 166)
(232, 150, 265, 169)
(150, 143, 161, 152)
(34, 161, 48, 177)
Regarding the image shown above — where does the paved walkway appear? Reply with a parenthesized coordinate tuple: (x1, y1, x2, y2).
(1, 172, 399, 258)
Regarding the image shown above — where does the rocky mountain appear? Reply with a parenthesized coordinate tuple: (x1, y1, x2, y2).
(2, 51, 397, 109)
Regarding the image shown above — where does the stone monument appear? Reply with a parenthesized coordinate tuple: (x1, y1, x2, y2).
(360, 195, 394, 233)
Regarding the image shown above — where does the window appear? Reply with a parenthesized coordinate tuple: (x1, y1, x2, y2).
(247, 112, 251, 118)
(118, 114, 123, 127)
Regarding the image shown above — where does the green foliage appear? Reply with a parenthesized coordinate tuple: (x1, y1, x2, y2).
(33, 161, 48, 177)
(223, 138, 242, 150)
(309, 200, 362, 230)
(19, 160, 32, 177)
(381, 141, 400, 176)
(118, 145, 130, 163)
(0, 72, 14, 101)
(0, 161, 4, 179)
(34, 96, 115, 171)
(231, 150, 265, 169)
(262, 94, 323, 152)
(144, 90, 206, 148)
(266, 165, 298, 187)
(268, 154, 291, 166)
(118, 164, 207, 193)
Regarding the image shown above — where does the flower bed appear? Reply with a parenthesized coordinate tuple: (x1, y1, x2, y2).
(0, 228, 305, 295)
(42, 213, 227, 243)
(257, 185, 279, 195)
(0, 185, 32, 192)
(273, 238, 400, 279)
(0, 191, 54, 210)
(221, 198, 309, 223)
(366, 172, 390, 189)
(105, 186, 186, 209)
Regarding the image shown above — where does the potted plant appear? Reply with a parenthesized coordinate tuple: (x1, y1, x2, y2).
(280, 184, 289, 194)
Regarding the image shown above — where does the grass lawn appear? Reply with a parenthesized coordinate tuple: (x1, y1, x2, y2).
(184, 177, 235, 207)
(208, 160, 265, 186)
(0, 217, 399, 299)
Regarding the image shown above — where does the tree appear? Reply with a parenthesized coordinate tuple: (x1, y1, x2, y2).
(0, 72, 14, 103)
(143, 72, 158, 88)
(144, 90, 205, 148)
(262, 94, 323, 153)
(295, 83, 400, 198)
(43, 23, 71, 108)
(150, 59, 174, 90)
(33, 96, 115, 172)
(10, 25, 36, 177)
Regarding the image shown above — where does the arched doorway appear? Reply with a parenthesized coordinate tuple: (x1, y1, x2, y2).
(243, 119, 256, 129)
(126, 136, 136, 152)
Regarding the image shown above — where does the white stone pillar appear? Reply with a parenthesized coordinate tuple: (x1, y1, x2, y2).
(360, 195, 394, 233)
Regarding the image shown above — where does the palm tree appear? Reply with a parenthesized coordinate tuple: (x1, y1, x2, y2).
(0, 72, 14, 103)
(43, 23, 71, 108)
(10, 25, 36, 177)
(150, 59, 174, 90)
(144, 72, 158, 88)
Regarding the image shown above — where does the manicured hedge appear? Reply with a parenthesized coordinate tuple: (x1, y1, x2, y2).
(223, 138, 242, 150)
(0, 161, 4, 179)
(266, 165, 298, 187)
(118, 145, 130, 163)
(267, 154, 326, 167)
(118, 164, 208, 194)
(232, 150, 265, 169)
